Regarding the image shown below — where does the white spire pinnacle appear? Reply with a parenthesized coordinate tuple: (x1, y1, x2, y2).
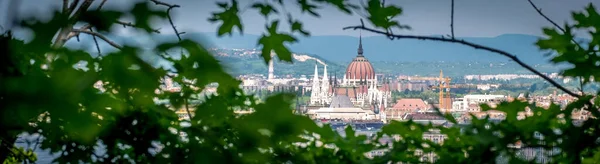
(321, 65, 330, 105)
(310, 64, 321, 105)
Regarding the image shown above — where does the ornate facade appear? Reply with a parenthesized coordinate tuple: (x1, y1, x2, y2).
(309, 35, 392, 116)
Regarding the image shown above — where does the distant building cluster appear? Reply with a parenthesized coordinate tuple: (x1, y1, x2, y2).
(164, 36, 585, 163)
(464, 73, 561, 81)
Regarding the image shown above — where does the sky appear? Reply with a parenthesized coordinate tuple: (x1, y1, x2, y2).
(0, 0, 597, 38)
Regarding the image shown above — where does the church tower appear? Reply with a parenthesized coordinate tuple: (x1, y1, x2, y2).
(321, 65, 330, 104)
(310, 64, 321, 105)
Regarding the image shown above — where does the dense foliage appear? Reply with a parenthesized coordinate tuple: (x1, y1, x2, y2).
(1, 0, 599, 163)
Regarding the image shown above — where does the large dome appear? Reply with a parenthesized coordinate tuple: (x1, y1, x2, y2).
(345, 36, 375, 80)
(346, 56, 375, 80)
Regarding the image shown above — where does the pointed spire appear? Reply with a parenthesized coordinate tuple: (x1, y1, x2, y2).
(357, 32, 364, 57)
(313, 64, 319, 80)
(323, 65, 328, 81)
(310, 63, 321, 105)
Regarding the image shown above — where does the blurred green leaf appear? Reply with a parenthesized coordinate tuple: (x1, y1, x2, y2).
(288, 16, 310, 36)
(80, 10, 123, 32)
(297, 0, 320, 17)
(364, 0, 410, 30)
(131, 2, 168, 33)
(257, 21, 297, 64)
(208, 0, 243, 36)
(314, 0, 358, 14)
(252, 3, 278, 18)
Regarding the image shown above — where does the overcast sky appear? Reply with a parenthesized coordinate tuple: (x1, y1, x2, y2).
(0, 0, 597, 37)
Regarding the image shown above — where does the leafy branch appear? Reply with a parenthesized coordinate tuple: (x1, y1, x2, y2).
(527, 0, 586, 94)
(342, 25, 581, 98)
(148, 0, 193, 120)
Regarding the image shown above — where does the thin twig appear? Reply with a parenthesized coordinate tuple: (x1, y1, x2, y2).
(184, 97, 192, 121)
(70, 0, 93, 20)
(527, 0, 582, 49)
(67, 0, 81, 15)
(150, 0, 191, 120)
(150, 0, 180, 8)
(342, 25, 581, 98)
(579, 77, 585, 94)
(149, 0, 182, 39)
(450, 0, 455, 39)
(52, 0, 92, 49)
(527, 0, 565, 32)
(96, 0, 108, 11)
(72, 29, 122, 49)
(90, 28, 102, 55)
(66, 24, 92, 40)
(115, 20, 161, 33)
(166, 7, 182, 41)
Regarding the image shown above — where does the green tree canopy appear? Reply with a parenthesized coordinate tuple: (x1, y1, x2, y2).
(1, 0, 599, 163)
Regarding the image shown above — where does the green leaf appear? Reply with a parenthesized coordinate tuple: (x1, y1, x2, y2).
(313, 0, 357, 14)
(572, 4, 600, 30)
(208, 0, 243, 36)
(257, 21, 298, 64)
(288, 17, 310, 36)
(131, 2, 168, 33)
(19, 10, 68, 54)
(251, 3, 278, 18)
(483, 100, 528, 123)
(80, 10, 124, 32)
(297, 0, 320, 17)
(364, 0, 410, 30)
(537, 5, 600, 83)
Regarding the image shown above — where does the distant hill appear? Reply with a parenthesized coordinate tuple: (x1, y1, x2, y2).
(65, 31, 554, 65)
(62, 31, 566, 77)
(183, 32, 553, 65)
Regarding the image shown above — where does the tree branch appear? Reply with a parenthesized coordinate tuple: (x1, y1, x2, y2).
(579, 77, 585, 94)
(96, 0, 108, 11)
(342, 25, 581, 98)
(90, 28, 102, 55)
(115, 20, 161, 33)
(150, 0, 190, 120)
(527, 0, 564, 32)
(66, 24, 92, 40)
(70, 0, 93, 20)
(72, 29, 122, 49)
(149, 0, 180, 8)
(52, 0, 93, 49)
(67, 0, 81, 15)
(166, 7, 183, 41)
(149, 0, 182, 39)
(450, 0, 455, 39)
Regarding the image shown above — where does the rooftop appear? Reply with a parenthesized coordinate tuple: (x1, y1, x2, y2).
(329, 95, 355, 108)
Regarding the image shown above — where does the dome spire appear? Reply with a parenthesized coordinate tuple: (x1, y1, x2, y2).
(357, 31, 363, 57)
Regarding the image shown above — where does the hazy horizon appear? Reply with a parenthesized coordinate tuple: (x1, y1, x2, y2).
(1, 0, 597, 38)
